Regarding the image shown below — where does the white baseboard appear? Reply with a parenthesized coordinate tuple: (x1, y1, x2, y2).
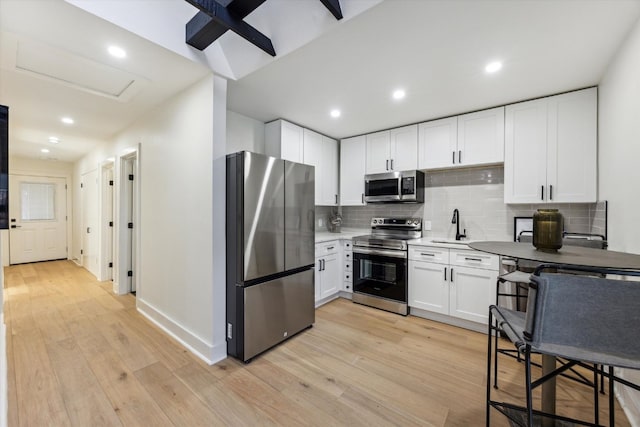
(136, 299, 226, 366)
(409, 307, 487, 334)
(1, 315, 7, 427)
(315, 293, 341, 308)
(615, 370, 640, 427)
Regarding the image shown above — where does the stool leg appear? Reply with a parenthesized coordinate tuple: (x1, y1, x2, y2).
(594, 364, 599, 425)
(486, 310, 493, 426)
(525, 346, 533, 427)
(609, 366, 615, 427)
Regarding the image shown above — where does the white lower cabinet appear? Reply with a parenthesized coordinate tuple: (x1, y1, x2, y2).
(342, 239, 353, 293)
(315, 240, 342, 303)
(408, 245, 498, 326)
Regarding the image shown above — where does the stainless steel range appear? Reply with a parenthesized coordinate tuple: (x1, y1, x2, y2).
(352, 217, 422, 315)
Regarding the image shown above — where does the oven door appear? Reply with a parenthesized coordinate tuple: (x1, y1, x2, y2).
(353, 247, 407, 303)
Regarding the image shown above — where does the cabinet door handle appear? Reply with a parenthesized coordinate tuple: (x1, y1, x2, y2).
(458, 150, 462, 164)
(322, 259, 325, 271)
(420, 253, 435, 257)
(444, 268, 447, 281)
(335, 194, 338, 204)
(465, 257, 482, 262)
(541, 185, 544, 201)
(390, 159, 394, 170)
(361, 193, 364, 204)
(549, 185, 553, 201)
(386, 159, 389, 170)
(452, 151, 456, 164)
(450, 268, 454, 283)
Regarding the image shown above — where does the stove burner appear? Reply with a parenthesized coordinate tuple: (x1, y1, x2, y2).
(354, 217, 423, 251)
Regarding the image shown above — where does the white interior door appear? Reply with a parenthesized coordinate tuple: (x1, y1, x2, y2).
(101, 164, 114, 281)
(82, 169, 99, 277)
(9, 175, 67, 264)
(123, 156, 137, 294)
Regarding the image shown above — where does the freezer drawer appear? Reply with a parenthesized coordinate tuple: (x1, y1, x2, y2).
(242, 268, 315, 361)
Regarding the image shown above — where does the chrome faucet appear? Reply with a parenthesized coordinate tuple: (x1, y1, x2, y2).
(451, 209, 466, 241)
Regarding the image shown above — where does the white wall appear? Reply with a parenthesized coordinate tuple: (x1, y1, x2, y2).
(598, 17, 640, 427)
(226, 110, 265, 154)
(73, 74, 227, 364)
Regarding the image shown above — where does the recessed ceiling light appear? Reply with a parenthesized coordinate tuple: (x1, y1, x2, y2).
(330, 109, 341, 118)
(61, 117, 74, 125)
(108, 45, 127, 59)
(485, 61, 503, 73)
(48, 136, 60, 144)
(392, 89, 406, 100)
(41, 148, 50, 153)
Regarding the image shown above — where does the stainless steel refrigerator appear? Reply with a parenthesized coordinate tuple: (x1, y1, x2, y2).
(226, 151, 315, 362)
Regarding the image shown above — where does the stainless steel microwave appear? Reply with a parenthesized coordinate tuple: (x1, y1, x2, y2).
(364, 170, 425, 203)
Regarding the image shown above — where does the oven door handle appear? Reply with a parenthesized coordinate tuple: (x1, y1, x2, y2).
(353, 247, 407, 259)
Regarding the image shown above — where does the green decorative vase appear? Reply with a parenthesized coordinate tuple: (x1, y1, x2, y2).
(533, 209, 563, 252)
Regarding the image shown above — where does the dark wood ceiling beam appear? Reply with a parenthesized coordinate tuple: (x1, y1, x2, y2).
(185, 0, 275, 56)
(320, 0, 343, 20)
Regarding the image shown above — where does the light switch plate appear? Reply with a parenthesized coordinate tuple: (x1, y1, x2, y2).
(424, 220, 432, 231)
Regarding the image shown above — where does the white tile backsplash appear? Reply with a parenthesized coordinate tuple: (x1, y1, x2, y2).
(340, 166, 604, 241)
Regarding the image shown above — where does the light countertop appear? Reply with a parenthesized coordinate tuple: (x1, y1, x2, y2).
(315, 228, 369, 243)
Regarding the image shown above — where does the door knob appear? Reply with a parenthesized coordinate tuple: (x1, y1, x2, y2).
(87, 227, 91, 233)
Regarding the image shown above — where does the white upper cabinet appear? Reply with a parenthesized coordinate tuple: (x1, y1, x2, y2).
(418, 107, 504, 169)
(265, 119, 304, 163)
(321, 135, 339, 206)
(266, 119, 338, 206)
(304, 129, 338, 206)
(340, 135, 366, 206)
(365, 130, 391, 174)
(504, 99, 548, 203)
(418, 117, 457, 169)
(504, 88, 597, 204)
(366, 124, 418, 174)
(457, 107, 505, 166)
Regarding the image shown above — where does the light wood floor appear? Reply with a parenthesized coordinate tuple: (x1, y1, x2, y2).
(3, 260, 630, 426)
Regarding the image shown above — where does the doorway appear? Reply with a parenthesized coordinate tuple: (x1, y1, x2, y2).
(81, 169, 99, 277)
(8, 174, 68, 264)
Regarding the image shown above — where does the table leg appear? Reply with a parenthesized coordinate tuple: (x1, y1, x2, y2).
(542, 354, 556, 427)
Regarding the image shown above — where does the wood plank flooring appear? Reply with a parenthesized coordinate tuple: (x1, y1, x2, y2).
(3, 260, 630, 426)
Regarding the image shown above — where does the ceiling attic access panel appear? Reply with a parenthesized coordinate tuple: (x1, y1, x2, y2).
(184, 0, 343, 55)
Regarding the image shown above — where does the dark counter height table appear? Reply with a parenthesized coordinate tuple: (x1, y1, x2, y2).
(469, 241, 640, 426)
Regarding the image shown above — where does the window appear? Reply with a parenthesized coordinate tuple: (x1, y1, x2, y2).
(20, 182, 56, 221)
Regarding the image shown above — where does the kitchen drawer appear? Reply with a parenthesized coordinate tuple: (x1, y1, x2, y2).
(343, 260, 352, 272)
(316, 240, 340, 256)
(342, 240, 353, 251)
(409, 246, 449, 264)
(450, 248, 499, 270)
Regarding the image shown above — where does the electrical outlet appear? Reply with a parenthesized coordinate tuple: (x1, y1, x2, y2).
(424, 220, 432, 231)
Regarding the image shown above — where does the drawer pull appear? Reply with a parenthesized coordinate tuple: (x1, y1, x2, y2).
(420, 252, 435, 257)
(327, 246, 335, 250)
(464, 257, 483, 262)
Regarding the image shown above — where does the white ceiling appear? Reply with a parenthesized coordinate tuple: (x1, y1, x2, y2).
(228, 0, 640, 139)
(1, 0, 640, 162)
(0, 0, 211, 162)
